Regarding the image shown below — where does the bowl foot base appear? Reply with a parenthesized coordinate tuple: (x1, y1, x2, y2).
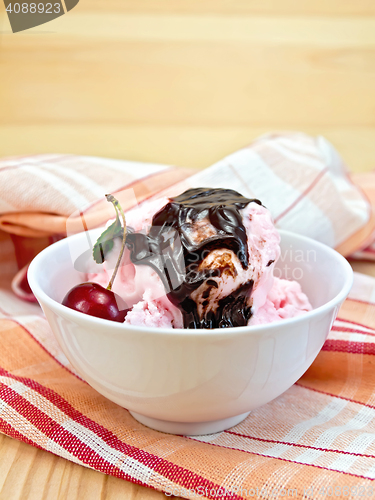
(129, 411, 251, 435)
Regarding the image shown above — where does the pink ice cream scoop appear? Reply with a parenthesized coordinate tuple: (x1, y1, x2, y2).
(87, 188, 311, 328)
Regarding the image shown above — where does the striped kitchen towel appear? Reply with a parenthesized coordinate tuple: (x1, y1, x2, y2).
(1, 132, 375, 499)
(1, 132, 374, 252)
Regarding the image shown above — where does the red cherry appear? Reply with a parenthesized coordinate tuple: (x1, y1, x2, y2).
(62, 282, 129, 322)
(62, 194, 130, 323)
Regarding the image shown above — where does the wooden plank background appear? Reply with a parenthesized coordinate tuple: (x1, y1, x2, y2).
(0, 1, 375, 499)
(1, 1, 375, 172)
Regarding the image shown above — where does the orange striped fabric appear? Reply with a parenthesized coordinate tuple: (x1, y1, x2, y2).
(0, 133, 373, 253)
(1, 133, 375, 499)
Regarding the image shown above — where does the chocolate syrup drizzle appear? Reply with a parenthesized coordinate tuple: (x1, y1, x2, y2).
(126, 188, 262, 329)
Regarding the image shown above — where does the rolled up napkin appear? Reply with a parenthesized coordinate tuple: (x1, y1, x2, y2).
(1, 132, 375, 498)
(1, 132, 374, 255)
(0, 154, 192, 237)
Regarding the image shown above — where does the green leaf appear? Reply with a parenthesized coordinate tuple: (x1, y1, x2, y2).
(92, 211, 124, 264)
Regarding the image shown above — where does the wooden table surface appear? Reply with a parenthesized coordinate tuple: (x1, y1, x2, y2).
(1, 1, 375, 498)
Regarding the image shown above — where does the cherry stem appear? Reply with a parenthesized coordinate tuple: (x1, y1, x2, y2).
(105, 194, 127, 291)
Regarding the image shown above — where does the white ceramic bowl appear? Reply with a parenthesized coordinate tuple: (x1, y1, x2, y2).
(28, 230, 353, 435)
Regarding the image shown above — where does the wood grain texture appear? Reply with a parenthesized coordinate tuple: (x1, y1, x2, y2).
(1, 2, 375, 171)
(0, 125, 374, 171)
(2, 21, 375, 127)
(0, 434, 171, 500)
(350, 261, 375, 278)
(0, 1, 375, 499)
(67, 0, 375, 17)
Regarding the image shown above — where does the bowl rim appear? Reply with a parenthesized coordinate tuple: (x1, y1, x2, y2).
(28, 229, 353, 337)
